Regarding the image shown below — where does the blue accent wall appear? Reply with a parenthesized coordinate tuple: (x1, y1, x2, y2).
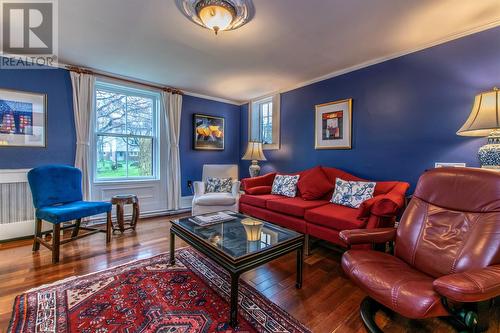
(0, 67, 240, 197)
(180, 95, 240, 196)
(241, 27, 500, 191)
(0, 68, 76, 168)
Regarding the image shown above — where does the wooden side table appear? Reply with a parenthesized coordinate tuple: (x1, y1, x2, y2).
(111, 194, 140, 233)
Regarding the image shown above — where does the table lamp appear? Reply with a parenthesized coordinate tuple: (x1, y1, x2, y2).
(457, 87, 500, 169)
(242, 141, 267, 177)
(241, 218, 263, 241)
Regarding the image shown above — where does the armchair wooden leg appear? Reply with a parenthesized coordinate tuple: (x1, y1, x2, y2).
(52, 224, 60, 263)
(71, 218, 81, 238)
(32, 218, 42, 252)
(106, 211, 112, 244)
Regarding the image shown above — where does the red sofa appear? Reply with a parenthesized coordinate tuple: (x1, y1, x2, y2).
(239, 166, 410, 248)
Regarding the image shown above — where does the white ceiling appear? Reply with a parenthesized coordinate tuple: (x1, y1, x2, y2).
(59, 0, 500, 104)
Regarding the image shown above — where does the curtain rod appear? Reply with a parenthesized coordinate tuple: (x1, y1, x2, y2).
(66, 65, 183, 95)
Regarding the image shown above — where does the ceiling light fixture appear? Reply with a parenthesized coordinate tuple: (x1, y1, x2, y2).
(177, 0, 254, 35)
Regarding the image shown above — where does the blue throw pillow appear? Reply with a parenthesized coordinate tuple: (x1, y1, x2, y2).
(331, 178, 376, 208)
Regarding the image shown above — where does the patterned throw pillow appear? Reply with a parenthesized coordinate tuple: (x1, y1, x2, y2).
(205, 177, 233, 193)
(271, 175, 300, 198)
(331, 178, 376, 208)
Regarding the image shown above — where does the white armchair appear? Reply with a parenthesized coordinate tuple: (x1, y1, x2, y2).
(192, 164, 240, 216)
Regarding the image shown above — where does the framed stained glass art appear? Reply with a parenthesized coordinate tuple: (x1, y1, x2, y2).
(0, 88, 46, 148)
(315, 99, 352, 150)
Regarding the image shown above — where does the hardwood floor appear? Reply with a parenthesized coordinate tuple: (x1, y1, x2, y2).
(0, 215, 498, 333)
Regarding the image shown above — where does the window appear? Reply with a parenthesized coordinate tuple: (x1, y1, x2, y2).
(94, 81, 159, 181)
(249, 94, 280, 150)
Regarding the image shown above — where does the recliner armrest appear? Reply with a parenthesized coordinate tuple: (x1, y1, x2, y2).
(433, 265, 500, 303)
(339, 228, 397, 245)
(193, 181, 205, 196)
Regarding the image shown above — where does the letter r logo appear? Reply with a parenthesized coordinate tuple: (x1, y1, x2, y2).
(2, 2, 53, 55)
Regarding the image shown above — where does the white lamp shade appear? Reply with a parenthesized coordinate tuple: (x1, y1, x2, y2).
(242, 141, 267, 161)
(457, 88, 500, 137)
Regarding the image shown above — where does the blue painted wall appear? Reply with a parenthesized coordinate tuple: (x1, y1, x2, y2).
(0, 67, 240, 197)
(241, 27, 500, 191)
(0, 68, 76, 168)
(180, 95, 240, 196)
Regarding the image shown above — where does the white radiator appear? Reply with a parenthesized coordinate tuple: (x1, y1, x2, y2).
(0, 169, 41, 241)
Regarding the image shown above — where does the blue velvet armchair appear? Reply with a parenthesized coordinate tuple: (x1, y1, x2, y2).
(28, 165, 112, 263)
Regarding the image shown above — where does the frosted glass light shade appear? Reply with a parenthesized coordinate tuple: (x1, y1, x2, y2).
(197, 1, 236, 34)
(457, 87, 500, 137)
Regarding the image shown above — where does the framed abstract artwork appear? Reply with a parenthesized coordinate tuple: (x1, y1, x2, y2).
(193, 114, 225, 150)
(0, 88, 47, 148)
(315, 99, 352, 149)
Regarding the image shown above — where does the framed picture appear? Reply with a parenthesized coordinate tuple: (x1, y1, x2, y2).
(0, 88, 46, 147)
(315, 98, 352, 149)
(193, 114, 225, 150)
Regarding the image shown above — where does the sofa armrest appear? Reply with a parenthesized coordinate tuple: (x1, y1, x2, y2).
(193, 181, 205, 196)
(241, 172, 276, 192)
(339, 228, 397, 245)
(433, 265, 500, 303)
(231, 181, 241, 198)
(358, 182, 410, 219)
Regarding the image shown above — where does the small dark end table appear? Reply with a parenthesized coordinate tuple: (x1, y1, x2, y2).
(169, 212, 304, 328)
(111, 194, 139, 233)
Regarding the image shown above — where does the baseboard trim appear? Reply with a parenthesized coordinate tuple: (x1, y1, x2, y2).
(0, 196, 193, 242)
(0, 219, 50, 242)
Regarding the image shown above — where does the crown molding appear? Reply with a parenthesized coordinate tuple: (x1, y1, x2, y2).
(275, 20, 500, 97)
(61, 63, 243, 105)
(0, 56, 243, 106)
(182, 90, 242, 105)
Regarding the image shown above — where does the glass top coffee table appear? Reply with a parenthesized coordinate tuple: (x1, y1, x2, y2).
(169, 211, 305, 328)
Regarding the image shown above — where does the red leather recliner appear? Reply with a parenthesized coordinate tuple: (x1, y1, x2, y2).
(340, 167, 500, 332)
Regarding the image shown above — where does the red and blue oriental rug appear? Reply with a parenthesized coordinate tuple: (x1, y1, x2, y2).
(8, 248, 310, 333)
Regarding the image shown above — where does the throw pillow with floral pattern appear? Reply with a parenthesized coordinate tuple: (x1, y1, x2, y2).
(271, 174, 300, 197)
(206, 177, 233, 193)
(331, 178, 376, 208)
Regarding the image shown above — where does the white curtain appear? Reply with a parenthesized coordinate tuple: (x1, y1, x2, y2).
(163, 91, 182, 210)
(70, 72, 95, 201)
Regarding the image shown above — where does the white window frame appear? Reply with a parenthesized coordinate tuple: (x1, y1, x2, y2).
(92, 80, 161, 183)
(249, 93, 280, 150)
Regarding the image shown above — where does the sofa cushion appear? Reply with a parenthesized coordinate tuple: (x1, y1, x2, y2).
(297, 166, 333, 200)
(271, 174, 300, 197)
(242, 172, 276, 191)
(239, 194, 286, 208)
(245, 185, 272, 195)
(37, 201, 112, 224)
(193, 193, 236, 206)
(240, 203, 307, 233)
(267, 197, 329, 218)
(305, 203, 365, 230)
(205, 177, 233, 193)
(331, 178, 376, 208)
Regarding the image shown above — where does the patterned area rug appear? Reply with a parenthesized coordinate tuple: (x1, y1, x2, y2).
(8, 248, 310, 333)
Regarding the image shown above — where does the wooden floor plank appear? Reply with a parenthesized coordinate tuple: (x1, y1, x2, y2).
(0, 215, 498, 332)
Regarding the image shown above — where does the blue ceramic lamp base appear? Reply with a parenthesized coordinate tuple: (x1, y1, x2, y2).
(478, 130, 500, 169)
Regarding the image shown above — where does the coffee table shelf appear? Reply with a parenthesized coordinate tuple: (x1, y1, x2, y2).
(169, 212, 304, 328)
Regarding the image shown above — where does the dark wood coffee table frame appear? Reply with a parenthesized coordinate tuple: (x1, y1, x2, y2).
(169, 220, 305, 328)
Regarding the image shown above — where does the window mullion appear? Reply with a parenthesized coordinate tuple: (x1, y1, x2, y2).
(125, 96, 129, 178)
